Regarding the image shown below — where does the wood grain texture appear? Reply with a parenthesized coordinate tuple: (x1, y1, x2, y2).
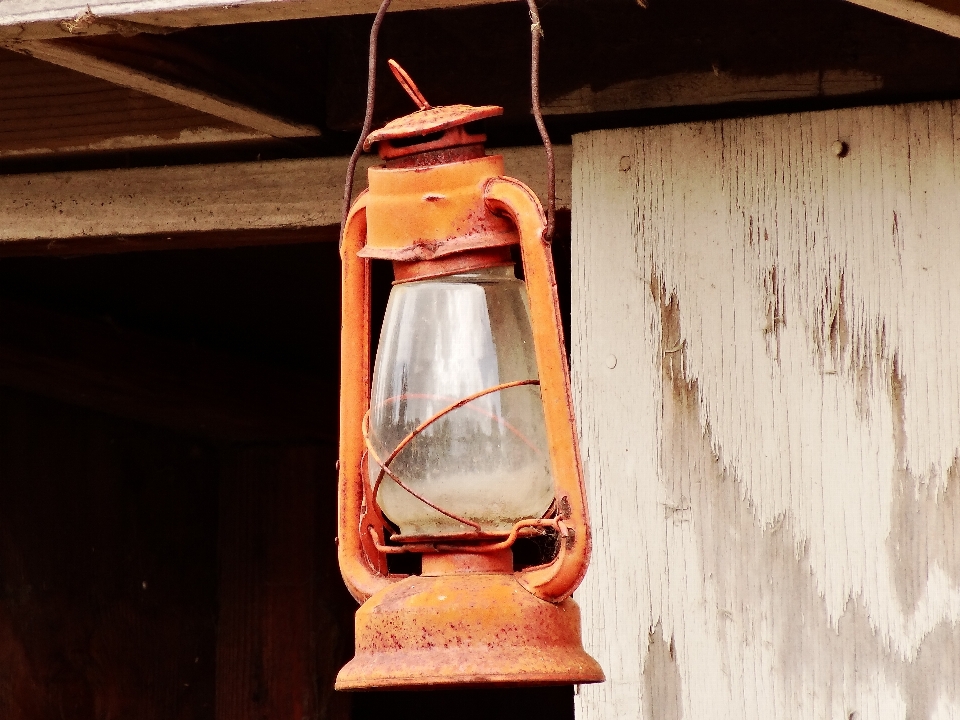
(216, 445, 352, 720)
(0, 0, 513, 41)
(323, 0, 960, 137)
(571, 101, 960, 720)
(543, 69, 883, 117)
(0, 145, 569, 253)
(0, 47, 266, 157)
(0, 387, 219, 720)
(2, 39, 319, 138)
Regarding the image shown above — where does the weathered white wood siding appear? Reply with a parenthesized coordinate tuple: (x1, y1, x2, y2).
(572, 102, 960, 720)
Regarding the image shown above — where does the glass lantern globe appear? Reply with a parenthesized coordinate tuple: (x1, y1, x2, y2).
(367, 263, 555, 538)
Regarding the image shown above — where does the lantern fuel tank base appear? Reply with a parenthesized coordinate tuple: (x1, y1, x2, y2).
(335, 572, 604, 690)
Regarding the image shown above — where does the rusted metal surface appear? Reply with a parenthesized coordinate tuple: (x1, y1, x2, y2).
(337, 59, 601, 689)
(391, 246, 512, 282)
(387, 57, 431, 110)
(357, 154, 519, 261)
(367, 518, 563, 555)
(421, 549, 514, 575)
(364, 59, 502, 160)
(339, 192, 395, 604)
(483, 175, 593, 602)
(340, 2, 558, 240)
(383, 140, 486, 168)
(335, 573, 604, 691)
(364, 104, 502, 152)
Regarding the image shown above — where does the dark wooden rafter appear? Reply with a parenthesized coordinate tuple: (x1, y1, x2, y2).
(5, 0, 960, 160)
(0, 296, 337, 442)
(1, 34, 320, 138)
(321, 0, 960, 133)
(0, 47, 269, 157)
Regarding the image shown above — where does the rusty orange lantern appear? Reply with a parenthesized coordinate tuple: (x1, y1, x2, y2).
(335, 59, 604, 691)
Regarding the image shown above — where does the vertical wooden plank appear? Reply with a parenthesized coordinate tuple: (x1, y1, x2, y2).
(572, 101, 960, 720)
(216, 444, 352, 720)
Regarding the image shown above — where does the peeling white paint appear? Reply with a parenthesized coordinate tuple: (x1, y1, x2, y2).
(932, 694, 960, 720)
(572, 102, 960, 720)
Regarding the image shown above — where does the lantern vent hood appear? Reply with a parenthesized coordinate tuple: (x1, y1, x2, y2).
(364, 59, 502, 163)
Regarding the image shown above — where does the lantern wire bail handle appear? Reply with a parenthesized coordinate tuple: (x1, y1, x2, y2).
(339, 0, 394, 247)
(338, 0, 556, 244)
(524, 0, 556, 243)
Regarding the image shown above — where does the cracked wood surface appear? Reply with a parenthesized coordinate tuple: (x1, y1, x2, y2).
(572, 100, 960, 720)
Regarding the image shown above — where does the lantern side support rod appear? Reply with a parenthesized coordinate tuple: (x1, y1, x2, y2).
(339, 196, 397, 602)
(483, 176, 591, 602)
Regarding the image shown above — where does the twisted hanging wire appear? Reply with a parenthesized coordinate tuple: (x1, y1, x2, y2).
(524, 0, 556, 243)
(339, 0, 393, 245)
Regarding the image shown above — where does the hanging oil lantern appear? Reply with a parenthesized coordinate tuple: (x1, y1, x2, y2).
(335, 59, 604, 690)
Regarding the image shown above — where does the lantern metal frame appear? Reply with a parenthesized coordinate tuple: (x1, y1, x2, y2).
(338, 172, 592, 604)
(333, 1, 602, 686)
(335, 152, 604, 689)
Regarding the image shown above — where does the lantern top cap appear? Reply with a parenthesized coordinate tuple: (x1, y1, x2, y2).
(363, 59, 502, 151)
(363, 104, 503, 151)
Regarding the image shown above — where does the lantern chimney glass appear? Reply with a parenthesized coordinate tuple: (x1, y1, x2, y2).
(368, 264, 554, 538)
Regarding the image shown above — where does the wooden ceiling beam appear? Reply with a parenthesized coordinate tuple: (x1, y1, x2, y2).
(845, 0, 960, 39)
(0, 145, 571, 256)
(0, 0, 512, 41)
(1, 37, 319, 138)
